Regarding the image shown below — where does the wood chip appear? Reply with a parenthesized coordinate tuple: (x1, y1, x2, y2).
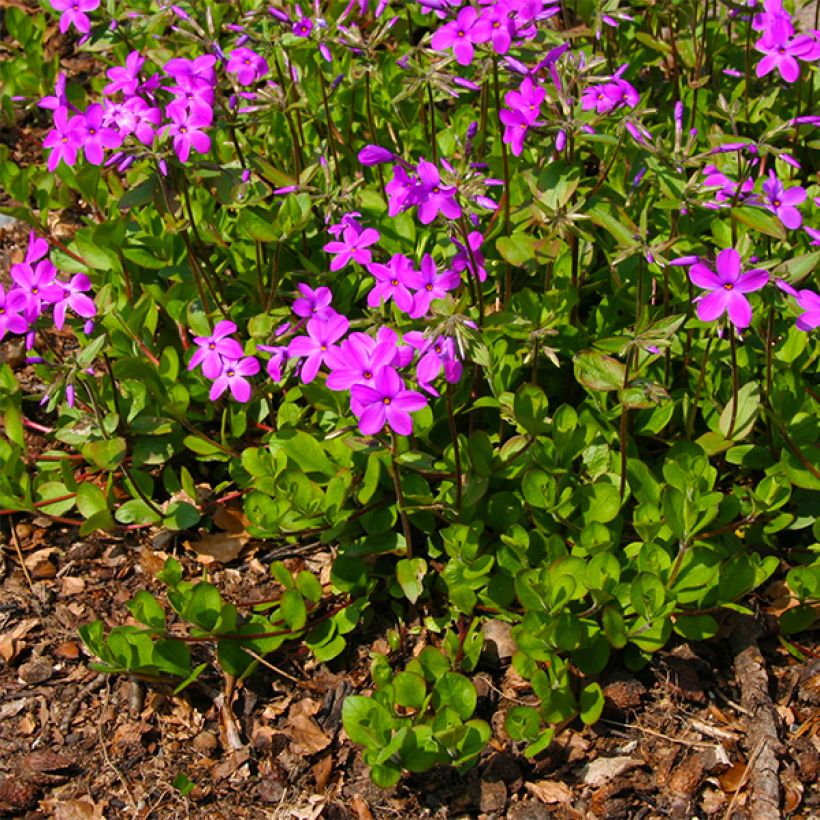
(580, 756, 642, 787)
(525, 779, 573, 804)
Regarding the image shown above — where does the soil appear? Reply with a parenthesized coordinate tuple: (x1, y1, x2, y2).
(1, 6, 819, 819)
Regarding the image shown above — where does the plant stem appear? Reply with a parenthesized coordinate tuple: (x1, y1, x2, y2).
(390, 432, 413, 558)
(726, 329, 739, 440)
(685, 333, 713, 439)
(446, 384, 463, 517)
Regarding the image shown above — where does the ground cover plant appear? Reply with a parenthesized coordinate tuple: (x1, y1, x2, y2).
(0, 0, 818, 814)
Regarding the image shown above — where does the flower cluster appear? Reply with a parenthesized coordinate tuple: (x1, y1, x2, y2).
(187, 321, 260, 402)
(752, 0, 820, 83)
(41, 50, 220, 170)
(428, 0, 561, 64)
(3, 232, 96, 344)
(49, 0, 99, 36)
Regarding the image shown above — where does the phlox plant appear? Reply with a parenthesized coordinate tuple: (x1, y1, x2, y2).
(0, 0, 818, 789)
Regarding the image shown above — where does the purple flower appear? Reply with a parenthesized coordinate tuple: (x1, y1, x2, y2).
(293, 283, 335, 319)
(103, 52, 145, 96)
(407, 334, 463, 395)
(325, 332, 397, 392)
(226, 47, 269, 85)
(386, 165, 420, 217)
(0, 285, 28, 340)
(403, 254, 460, 318)
(209, 356, 260, 403)
(471, 5, 515, 54)
(51, 274, 96, 330)
(761, 170, 806, 229)
(688, 249, 768, 330)
(505, 77, 545, 122)
(414, 159, 461, 224)
(755, 34, 802, 83)
(161, 105, 212, 163)
(39, 73, 70, 111)
(430, 7, 480, 65)
(293, 17, 313, 36)
(124, 98, 162, 145)
(77, 103, 123, 165)
(50, 0, 99, 35)
(358, 144, 395, 165)
(451, 231, 486, 282)
(350, 367, 428, 435)
(323, 225, 380, 271)
(257, 344, 289, 381)
(10, 259, 62, 321)
(188, 321, 245, 379)
(42, 107, 84, 171)
(499, 107, 536, 156)
(776, 280, 820, 331)
(287, 313, 350, 383)
(366, 254, 416, 312)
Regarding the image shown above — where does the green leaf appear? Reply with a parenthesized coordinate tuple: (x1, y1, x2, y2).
(496, 234, 536, 266)
(76, 482, 108, 518)
(115, 498, 162, 525)
(393, 671, 427, 710)
(272, 429, 337, 479)
(127, 591, 165, 631)
(732, 206, 786, 241)
(505, 706, 541, 740)
(579, 683, 604, 725)
(171, 773, 196, 797)
(81, 437, 127, 470)
(342, 695, 395, 749)
(513, 383, 550, 434)
(574, 350, 626, 392)
(396, 558, 427, 604)
(432, 672, 476, 721)
(718, 382, 760, 441)
(280, 589, 307, 631)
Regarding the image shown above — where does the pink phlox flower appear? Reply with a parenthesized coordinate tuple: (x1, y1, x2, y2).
(293, 283, 335, 319)
(761, 170, 806, 229)
(471, 3, 515, 54)
(776, 280, 820, 331)
(0, 284, 29, 340)
(51, 274, 96, 330)
(257, 343, 289, 381)
(416, 335, 462, 395)
(403, 254, 461, 318)
(325, 332, 398, 392)
(451, 231, 486, 281)
(124, 97, 162, 145)
(226, 47, 269, 85)
(42, 107, 84, 171)
(499, 106, 539, 156)
(755, 33, 804, 82)
(50, 0, 99, 35)
(323, 225, 380, 271)
(25, 231, 49, 265)
(327, 211, 364, 238)
(430, 6, 480, 65)
(350, 366, 428, 436)
(164, 55, 217, 89)
(385, 165, 420, 217)
(366, 254, 416, 313)
(287, 313, 350, 383)
(209, 356, 260, 403)
(504, 76, 545, 123)
(806, 226, 820, 246)
(161, 105, 212, 163)
(413, 159, 462, 224)
(358, 144, 396, 166)
(292, 17, 313, 36)
(10, 259, 63, 321)
(38, 73, 70, 111)
(188, 321, 245, 379)
(688, 249, 768, 330)
(77, 103, 123, 165)
(103, 52, 145, 97)
(752, 0, 794, 42)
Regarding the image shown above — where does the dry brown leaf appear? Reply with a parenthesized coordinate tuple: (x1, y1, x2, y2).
(139, 546, 169, 576)
(717, 761, 747, 793)
(312, 753, 333, 790)
(43, 795, 106, 819)
(0, 635, 22, 664)
(350, 795, 375, 820)
(0, 698, 27, 720)
(60, 576, 85, 596)
(212, 505, 250, 533)
(525, 779, 573, 804)
(185, 532, 249, 565)
(287, 712, 331, 756)
(580, 756, 642, 787)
